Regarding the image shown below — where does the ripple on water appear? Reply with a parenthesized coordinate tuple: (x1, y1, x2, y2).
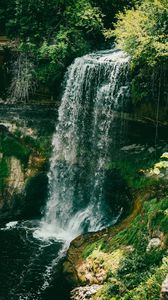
(0, 221, 70, 300)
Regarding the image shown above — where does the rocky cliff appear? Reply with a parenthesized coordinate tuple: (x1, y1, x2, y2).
(0, 103, 56, 222)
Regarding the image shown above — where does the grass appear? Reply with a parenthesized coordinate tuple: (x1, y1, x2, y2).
(107, 198, 168, 251)
(80, 190, 168, 299)
(89, 197, 168, 299)
(82, 240, 107, 259)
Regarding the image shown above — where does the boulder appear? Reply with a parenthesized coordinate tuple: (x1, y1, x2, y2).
(146, 238, 161, 252)
(71, 285, 102, 300)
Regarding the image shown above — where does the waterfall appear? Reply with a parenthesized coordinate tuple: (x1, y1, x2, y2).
(35, 49, 130, 242)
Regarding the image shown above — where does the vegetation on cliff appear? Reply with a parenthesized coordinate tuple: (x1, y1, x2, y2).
(112, 0, 168, 104)
(0, 122, 51, 220)
(67, 170, 168, 299)
(92, 196, 168, 300)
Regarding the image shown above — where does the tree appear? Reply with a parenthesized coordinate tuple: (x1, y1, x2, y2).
(113, 0, 168, 66)
(112, 0, 168, 104)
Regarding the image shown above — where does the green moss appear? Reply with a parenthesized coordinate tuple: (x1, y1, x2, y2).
(159, 198, 168, 210)
(1, 136, 30, 165)
(150, 210, 168, 234)
(22, 135, 51, 158)
(117, 248, 165, 290)
(82, 240, 106, 259)
(108, 159, 158, 190)
(23, 172, 48, 217)
(124, 257, 168, 300)
(96, 281, 126, 300)
(0, 158, 9, 190)
(106, 213, 148, 253)
(108, 199, 168, 253)
(95, 258, 168, 300)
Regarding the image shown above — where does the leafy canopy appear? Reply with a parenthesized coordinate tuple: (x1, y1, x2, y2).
(113, 0, 168, 66)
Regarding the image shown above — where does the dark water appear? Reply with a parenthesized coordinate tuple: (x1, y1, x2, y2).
(0, 140, 167, 300)
(0, 221, 70, 300)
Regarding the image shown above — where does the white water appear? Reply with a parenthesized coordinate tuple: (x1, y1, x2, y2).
(35, 49, 130, 242)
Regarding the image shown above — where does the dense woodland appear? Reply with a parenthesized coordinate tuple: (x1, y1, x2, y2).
(0, 0, 167, 103)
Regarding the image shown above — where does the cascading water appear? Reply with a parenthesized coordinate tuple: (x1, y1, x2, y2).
(36, 49, 130, 242)
(0, 49, 130, 300)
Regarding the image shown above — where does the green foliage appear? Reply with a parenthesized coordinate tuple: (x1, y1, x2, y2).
(22, 135, 51, 158)
(108, 158, 157, 190)
(124, 257, 168, 300)
(99, 280, 126, 299)
(0, 158, 9, 190)
(114, 0, 168, 66)
(65, 0, 103, 34)
(89, 197, 168, 299)
(4, 0, 66, 41)
(1, 0, 105, 92)
(36, 0, 104, 75)
(92, 0, 136, 28)
(82, 240, 106, 259)
(150, 209, 168, 233)
(37, 26, 91, 85)
(117, 249, 165, 289)
(1, 0, 137, 97)
(0, 136, 30, 165)
(112, 0, 168, 104)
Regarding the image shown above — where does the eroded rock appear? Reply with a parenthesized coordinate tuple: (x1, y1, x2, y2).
(71, 285, 103, 300)
(7, 156, 25, 194)
(147, 238, 161, 252)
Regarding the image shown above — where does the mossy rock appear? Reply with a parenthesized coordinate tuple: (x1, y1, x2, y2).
(0, 135, 30, 165)
(103, 169, 133, 220)
(0, 157, 9, 190)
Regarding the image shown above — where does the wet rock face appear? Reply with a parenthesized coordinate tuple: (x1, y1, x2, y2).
(7, 156, 25, 193)
(0, 156, 25, 220)
(103, 169, 132, 219)
(0, 110, 53, 222)
(23, 172, 48, 218)
(0, 155, 48, 222)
